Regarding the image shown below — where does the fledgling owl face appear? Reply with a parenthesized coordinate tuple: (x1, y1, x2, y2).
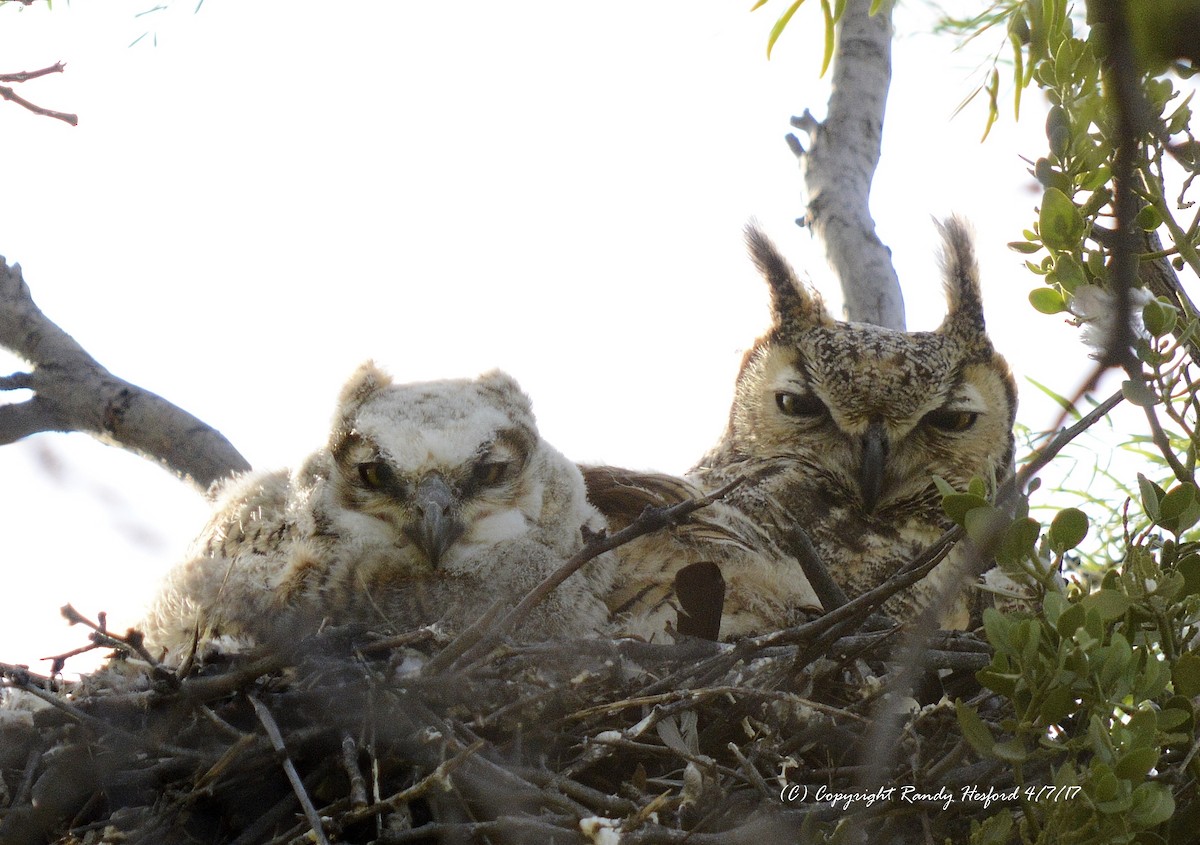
(326, 364, 551, 571)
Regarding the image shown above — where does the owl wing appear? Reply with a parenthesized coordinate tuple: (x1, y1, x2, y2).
(141, 469, 300, 661)
(581, 465, 821, 641)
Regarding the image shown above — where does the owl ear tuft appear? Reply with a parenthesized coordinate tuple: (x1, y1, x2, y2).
(337, 360, 393, 414)
(935, 217, 989, 344)
(744, 223, 832, 331)
(478, 369, 534, 416)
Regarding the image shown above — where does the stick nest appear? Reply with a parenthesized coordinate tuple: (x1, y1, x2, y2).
(0, 614, 1011, 845)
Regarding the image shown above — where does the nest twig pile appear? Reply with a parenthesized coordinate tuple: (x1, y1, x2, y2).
(0, 607, 1012, 845)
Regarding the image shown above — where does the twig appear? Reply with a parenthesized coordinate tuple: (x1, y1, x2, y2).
(57, 604, 179, 687)
(0, 82, 77, 126)
(332, 739, 485, 831)
(0, 61, 67, 84)
(784, 526, 849, 610)
(341, 732, 368, 809)
(250, 695, 332, 845)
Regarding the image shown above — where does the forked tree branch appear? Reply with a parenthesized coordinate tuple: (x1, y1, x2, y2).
(0, 61, 77, 126)
(0, 257, 250, 489)
(787, 0, 904, 329)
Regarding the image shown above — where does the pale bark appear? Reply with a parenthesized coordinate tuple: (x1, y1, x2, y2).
(0, 257, 249, 489)
(787, 0, 904, 329)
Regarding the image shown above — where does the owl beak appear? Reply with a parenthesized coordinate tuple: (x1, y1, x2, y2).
(859, 421, 889, 514)
(403, 475, 466, 567)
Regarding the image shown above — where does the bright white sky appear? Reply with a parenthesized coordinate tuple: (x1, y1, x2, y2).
(0, 1, 1127, 674)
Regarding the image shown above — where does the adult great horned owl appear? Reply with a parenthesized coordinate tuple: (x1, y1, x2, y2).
(691, 219, 1017, 628)
(586, 219, 1015, 639)
(141, 363, 614, 661)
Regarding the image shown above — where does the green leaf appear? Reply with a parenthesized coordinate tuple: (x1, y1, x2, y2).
(1160, 483, 1196, 522)
(1081, 165, 1112, 190)
(955, 700, 995, 756)
(1056, 601, 1085, 638)
(1084, 588, 1128, 619)
(1026, 377, 1080, 417)
(1135, 203, 1163, 231)
(1138, 473, 1165, 521)
(998, 517, 1041, 566)
(1030, 287, 1067, 314)
(1142, 298, 1178, 337)
(1042, 590, 1066, 626)
(1157, 706, 1192, 732)
(1100, 633, 1133, 690)
(1177, 553, 1200, 595)
(1129, 782, 1174, 828)
(1008, 240, 1043, 254)
(1081, 589, 1131, 621)
(1046, 105, 1071, 157)
(1115, 747, 1159, 782)
(1052, 253, 1086, 292)
(943, 492, 989, 525)
(1173, 652, 1200, 698)
(766, 0, 806, 59)
(992, 738, 1029, 762)
(971, 811, 1013, 845)
(1049, 508, 1089, 552)
(819, 0, 834, 76)
(1122, 378, 1159, 407)
(1039, 684, 1077, 726)
(1039, 187, 1085, 250)
(964, 505, 1008, 548)
(931, 475, 956, 496)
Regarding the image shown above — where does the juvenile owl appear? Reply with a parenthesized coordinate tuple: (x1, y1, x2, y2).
(692, 219, 1017, 627)
(141, 363, 614, 661)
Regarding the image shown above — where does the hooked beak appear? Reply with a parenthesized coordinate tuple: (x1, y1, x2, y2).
(859, 420, 888, 514)
(402, 475, 465, 567)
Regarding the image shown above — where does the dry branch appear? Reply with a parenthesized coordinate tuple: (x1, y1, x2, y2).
(0, 257, 250, 488)
(0, 62, 76, 126)
(786, 0, 903, 328)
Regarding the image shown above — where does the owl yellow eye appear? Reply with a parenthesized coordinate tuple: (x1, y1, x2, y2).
(776, 391, 826, 418)
(475, 460, 510, 486)
(357, 460, 394, 489)
(924, 409, 978, 432)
